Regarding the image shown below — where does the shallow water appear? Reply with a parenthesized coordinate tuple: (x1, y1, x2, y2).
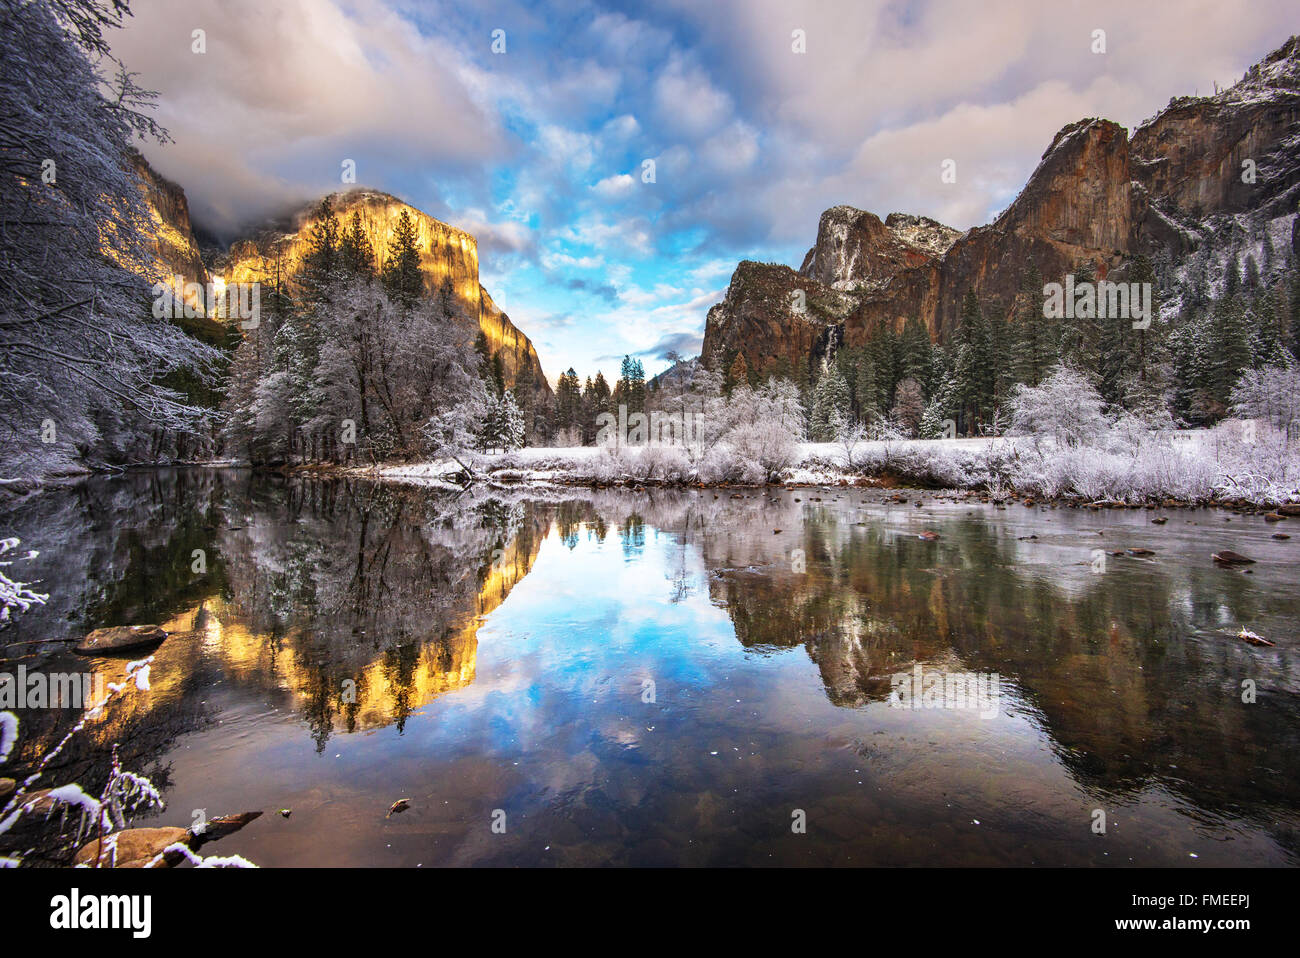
(3, 470, 1299, 866)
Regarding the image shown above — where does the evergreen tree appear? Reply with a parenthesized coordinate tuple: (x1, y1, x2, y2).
(809, 365, 851, 441)
(301, 197, 340, 298)
(1012, 264, 1054, 387)
(953, 289, 995, 433)
(1210, 295, 1252, 412)
(618, 355, 646, 413)
(339, 210, 374, 280)
(382, 209, 423, 307)
(898, 316, 933, 397)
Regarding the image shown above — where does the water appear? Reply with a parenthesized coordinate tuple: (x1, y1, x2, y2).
(3, 470, 1298, 866)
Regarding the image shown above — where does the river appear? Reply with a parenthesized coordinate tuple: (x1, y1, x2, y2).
(2, 469, 1297, 866)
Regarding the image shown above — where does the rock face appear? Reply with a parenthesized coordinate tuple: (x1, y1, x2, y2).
(128, 160, 550, 395)
(221, 190, 550, 395)
(128, 150, 210, 302)
(703, 34, 1300, 381)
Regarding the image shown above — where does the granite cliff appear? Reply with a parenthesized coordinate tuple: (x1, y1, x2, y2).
(702, 35, 1300, 381)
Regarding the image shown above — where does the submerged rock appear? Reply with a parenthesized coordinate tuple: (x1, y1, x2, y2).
(75, 625, 167, 655)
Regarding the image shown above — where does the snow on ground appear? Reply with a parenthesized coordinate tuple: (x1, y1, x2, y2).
(356, 428, 1300, 508)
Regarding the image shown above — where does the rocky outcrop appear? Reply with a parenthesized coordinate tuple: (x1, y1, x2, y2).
(221, 190, 550, 394)
(129, 151, 209, 297)
(128, 160, 550, 394)
(703, 34, 1300, 380)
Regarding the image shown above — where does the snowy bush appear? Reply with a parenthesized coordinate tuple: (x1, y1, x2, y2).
(0, 538, 46, 625)
(1008, 365, 1108, 448)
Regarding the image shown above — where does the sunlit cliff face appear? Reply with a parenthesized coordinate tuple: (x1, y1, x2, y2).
(218, 189, 550, 393)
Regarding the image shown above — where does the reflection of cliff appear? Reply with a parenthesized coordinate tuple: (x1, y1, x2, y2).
(3, 477, 547, 788)
(693, 495, 1300, 826)
(205, 483, 546, 743)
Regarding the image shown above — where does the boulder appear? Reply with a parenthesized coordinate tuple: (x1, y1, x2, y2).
(74, 826, 191, 868)
(75, 625, 167, 655)
(1212, 550, 1255, 565)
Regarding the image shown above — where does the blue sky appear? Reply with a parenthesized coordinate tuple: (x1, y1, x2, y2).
(112, 0, 1293, 385)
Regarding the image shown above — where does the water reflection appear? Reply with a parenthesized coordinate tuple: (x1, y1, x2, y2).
(2, 472, 1298, 865)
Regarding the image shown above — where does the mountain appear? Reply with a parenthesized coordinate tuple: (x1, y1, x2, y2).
(131, 165, 550, 395)
(702, 35, 1300, 382)
(219, 190, 550, 394)
(129, 150, 210, 299)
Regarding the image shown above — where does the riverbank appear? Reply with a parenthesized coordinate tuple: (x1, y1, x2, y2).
(326, 428, 1300, 511)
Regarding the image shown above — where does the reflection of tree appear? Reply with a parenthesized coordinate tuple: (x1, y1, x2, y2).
(214, 480, 549, 747)
(619, 514, 645, 557)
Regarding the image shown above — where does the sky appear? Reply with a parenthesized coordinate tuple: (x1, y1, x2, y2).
(108, 0, 1294, 386)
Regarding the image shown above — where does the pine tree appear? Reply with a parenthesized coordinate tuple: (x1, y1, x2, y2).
(1289, 262, 1300, 362)
(478, 389, 525, 452)
(301, 197, 340, 298)
(382, 209, 423, 307)
(953, 289, 995, 433)
(554, 367, 582, 438)
(339, 210, 374, 279)
(898, 316, 933, 396)
(1012, 264, 1053, 387)
(1210, 295, 1252, 411)
(809, 365, 851, 441)
(619, 355, 646, 413)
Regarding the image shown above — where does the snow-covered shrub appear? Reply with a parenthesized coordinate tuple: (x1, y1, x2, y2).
(1008, 365, 1107, 448)
(1231, 364, 1300, 434)
(728, 419, 799, 482)
(634, 444, 692, 482)
(0, 657, 255, 868)
(0, 538, 46, 625)
(590, 446, 632, 483)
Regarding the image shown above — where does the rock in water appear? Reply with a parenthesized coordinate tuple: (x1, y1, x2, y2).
(1236, 628, 1276, 647)
(1212, 551, 1255, 565)
(190, 810, 262, 848)
(74, 826, 191, 868)
(75, 625, 167, 655)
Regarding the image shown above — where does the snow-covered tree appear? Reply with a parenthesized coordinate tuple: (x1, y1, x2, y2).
(809, 366, 851, 441)
(1231, 363, 1300, 437)
(1, 0, 221, 479)
(478, 389, 525, 453)
(1008, 364, 1108, 448)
